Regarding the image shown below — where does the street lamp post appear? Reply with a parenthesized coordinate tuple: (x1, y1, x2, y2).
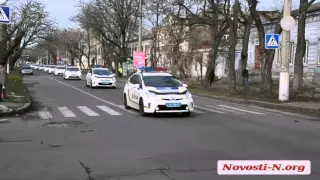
(138, 0, 142, 51)
(279, 0, 295, 101)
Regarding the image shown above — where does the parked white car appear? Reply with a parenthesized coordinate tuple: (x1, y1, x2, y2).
(54, 66, 65, 76)
(86, 68, 116, 88)
(63, 66, 82, 80)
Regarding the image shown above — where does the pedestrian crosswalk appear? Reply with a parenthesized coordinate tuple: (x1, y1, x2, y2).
(35, 104, 314, 119)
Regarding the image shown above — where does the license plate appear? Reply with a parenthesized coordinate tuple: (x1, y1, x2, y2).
(102, 82, 110, 84)
(166, 103, 181, 107)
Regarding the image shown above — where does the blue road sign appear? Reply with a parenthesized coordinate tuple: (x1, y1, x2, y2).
(265, 34, 280, 49)
(0, 6, 10, 24)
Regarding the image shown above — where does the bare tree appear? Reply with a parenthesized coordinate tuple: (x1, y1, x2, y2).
(144, 0, 170, 68)
(292, 0, 317, 94)
(237, 1, 252, 84)
(74, 0, 139, 76)
(247, 0, 282, 94)
(0, 0, 53, 69)
(176, 0, 229, 87)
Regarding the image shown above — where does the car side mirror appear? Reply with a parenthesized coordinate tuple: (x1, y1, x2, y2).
(182, 84, 188, 88)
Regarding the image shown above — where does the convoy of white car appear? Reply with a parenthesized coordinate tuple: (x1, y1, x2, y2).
(30, 64, 194, 116)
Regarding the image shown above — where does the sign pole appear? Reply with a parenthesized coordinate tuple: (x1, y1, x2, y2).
(279, 0, 293, 101)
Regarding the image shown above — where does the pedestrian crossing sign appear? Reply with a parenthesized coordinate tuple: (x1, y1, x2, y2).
(265, 34, 280, 49)
(0, 6, 10, 24)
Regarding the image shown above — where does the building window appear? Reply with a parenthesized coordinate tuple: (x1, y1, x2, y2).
(317, 39, 320, 64)
(303, 40, 309, 65)
(289, 42, 295, 65)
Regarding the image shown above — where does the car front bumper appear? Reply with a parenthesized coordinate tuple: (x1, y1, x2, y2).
(65, 75, 81, 79)
(55, 71, 64, 75)
(21, 71, 33, 75)
(143, 97, 194, 113)
(92, 79, 116, 87)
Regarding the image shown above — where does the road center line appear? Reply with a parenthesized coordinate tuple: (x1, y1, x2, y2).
(49, 77, 119, 108)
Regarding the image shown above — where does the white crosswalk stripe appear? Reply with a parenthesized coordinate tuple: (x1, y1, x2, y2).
(206, 105, 244, 114)
(97, 105, 122, 115)
(77, 106, 100, 116)
(195, 106, 225, 114)
(218, 105, 265, 115)
(193, 109, 206, 114)
(37, 109, 53, 120)
(58, 107, 77, 117)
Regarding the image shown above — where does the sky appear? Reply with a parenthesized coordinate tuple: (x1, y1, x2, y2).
(39, 0, 319, 28)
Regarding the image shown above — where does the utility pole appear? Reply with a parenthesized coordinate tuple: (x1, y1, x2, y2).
(138, 0, 142, 51)
(279, 0, 293, 101)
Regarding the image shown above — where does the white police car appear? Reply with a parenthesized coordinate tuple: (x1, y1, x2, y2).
(54, 65, 65, 76)
(63, 66, 82, 80)
(86, 68, 116, 88)
(123, 71, 194, 116)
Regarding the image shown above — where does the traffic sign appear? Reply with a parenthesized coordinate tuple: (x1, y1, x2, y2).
(265, 34, 280, 49)
(0, 6, 10, 24)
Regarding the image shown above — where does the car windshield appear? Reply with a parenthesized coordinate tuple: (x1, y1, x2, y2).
(67, 68, 79, 71)
(22, 66, 31, 69)
(143, 76, 182, 87)
(93, 69, 112, 75)
(57, 67, 64, 69)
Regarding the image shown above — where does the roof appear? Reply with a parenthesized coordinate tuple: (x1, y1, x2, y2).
(292, 2, 320, 16)
(141, 72, 172, 76)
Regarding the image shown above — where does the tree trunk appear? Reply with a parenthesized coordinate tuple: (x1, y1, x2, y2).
(227, 0, 239, 91)
(248, 0, 282, 94)
(238, 15, 253, 83)
(293, 0, 308, 93)
(203, 28, 226, 87)
(0, 24, 7, 65)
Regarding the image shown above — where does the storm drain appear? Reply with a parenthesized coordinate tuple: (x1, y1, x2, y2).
(43, 120, 87, 128)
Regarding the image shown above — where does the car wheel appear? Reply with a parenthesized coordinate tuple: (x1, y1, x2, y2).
(182, 112, 191, 117)
(139, 99, 146, 116)
(112, 86, 116, 89)
(124, 94, 130, 109)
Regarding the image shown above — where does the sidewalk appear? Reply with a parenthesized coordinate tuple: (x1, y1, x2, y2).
(0, 71, 32, 117)
(191, 83, 320, 116)
(0, 101, 31, 117)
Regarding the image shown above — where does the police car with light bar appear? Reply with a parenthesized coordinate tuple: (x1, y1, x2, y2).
(86, 67, 116, 88)
(123, 68, 194, 116)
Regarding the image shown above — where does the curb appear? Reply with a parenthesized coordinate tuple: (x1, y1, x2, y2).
(192, 92, 320, 116)
(0, 99, 32, 118)
(0, 83, 33, 117)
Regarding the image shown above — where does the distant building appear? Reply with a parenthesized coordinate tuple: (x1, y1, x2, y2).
(248, 2, 320, 79)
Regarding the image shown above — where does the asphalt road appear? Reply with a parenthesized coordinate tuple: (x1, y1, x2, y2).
(1, 71, 320, 180)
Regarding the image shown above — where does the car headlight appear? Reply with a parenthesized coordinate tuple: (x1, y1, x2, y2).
(112, 77, 116, 81)
(185, 92, 192, 99)
(146, 91, 156, 97)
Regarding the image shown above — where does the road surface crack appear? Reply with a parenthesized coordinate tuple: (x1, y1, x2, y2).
(160, 169, 177, 180)
(79, 161, 95, 180)
(0, 138, 32, 143)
